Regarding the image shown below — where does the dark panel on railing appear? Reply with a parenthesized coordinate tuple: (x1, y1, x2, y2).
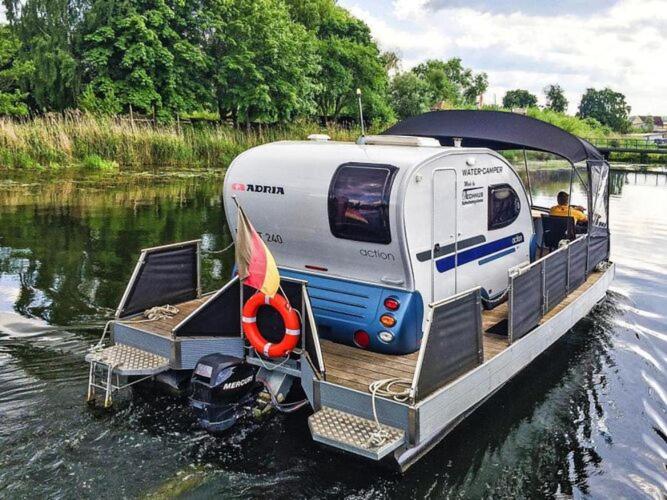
(510, 264, 543, 342)
(415, 290, 483, 400)
(568, 237, 587, 290)
(544, 249, 568, 312)
(119, 243, 198, 318)
(175, 278, 240, 337)
(587, 230, 609, 273)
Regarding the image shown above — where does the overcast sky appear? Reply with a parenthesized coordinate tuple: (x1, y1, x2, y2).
(340, 0, 666, 115)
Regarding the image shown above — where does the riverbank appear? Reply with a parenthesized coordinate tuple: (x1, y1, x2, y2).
(0, 115, 360, 171)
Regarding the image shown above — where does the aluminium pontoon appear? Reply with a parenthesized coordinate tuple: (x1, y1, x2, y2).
(86, 111, 614, 471)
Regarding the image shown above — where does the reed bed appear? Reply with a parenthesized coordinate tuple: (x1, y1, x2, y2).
(0, 114, 362, 171)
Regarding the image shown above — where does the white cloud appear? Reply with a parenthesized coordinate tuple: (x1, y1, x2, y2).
(341, 0, 667, 115)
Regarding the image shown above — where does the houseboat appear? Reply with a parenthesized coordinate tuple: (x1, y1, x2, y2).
(86, 111, 614, 471)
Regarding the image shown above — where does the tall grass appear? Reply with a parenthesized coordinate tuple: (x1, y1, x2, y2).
(0, 114, 362, 171)
(0, 109, 620, 171)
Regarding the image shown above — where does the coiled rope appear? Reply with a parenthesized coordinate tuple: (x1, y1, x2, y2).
(366, 377, 412, 448)
(92, 304, 179, 350)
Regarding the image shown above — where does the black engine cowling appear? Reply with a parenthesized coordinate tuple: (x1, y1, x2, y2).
(189, 354, 258, 432)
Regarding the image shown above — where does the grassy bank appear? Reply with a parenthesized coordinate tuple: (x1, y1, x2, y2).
(0, 109, 627, 172)
(0, 115, 361, 171)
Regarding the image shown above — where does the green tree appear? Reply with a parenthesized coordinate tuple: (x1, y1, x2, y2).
(3, 0, 80, 111)
(502, 89, 538, 109)
(0, 25, 33, 116)
(286, 0, 393, 123)
(544, 84, 568, 113)
(577, 87, 631, 133)
(412, 58, 488, 107)
(206, 0, 318, 124)
(389, 72, 431, 119)
(80, 0, 209, 119)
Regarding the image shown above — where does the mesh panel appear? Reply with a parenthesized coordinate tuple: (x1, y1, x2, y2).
(175, 278, 240, 337)
(587, 229, 608, 272)
(416, 290, 482, 400)
(510, 264, 543, 342)
(544, 250, 567, 312)
(120, 244, 198, 317)
(568, 238, 587, 290)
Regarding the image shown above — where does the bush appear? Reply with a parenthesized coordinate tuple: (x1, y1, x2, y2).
(81, 154, 119, 171)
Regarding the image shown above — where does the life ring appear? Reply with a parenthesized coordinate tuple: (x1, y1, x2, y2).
(242, 293, 301, 358)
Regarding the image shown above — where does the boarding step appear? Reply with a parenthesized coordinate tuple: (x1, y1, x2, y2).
(308, 407, 405, 460)
(85, 344, 169, 407)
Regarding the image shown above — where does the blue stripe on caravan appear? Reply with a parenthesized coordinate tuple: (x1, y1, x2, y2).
(478, 247, 516, 265)
(436, 233, 524, 273)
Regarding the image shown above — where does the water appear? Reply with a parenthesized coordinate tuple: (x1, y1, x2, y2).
(0, 168, 665, 498)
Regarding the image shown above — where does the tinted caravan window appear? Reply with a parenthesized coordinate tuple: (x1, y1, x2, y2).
(328, 163, 397, 244)
(488, 184, 521, 230)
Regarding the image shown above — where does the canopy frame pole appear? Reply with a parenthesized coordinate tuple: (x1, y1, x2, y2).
(522, 149, 534, 208)
(572, 163, 589, 195)
(567, 163, 575, 221)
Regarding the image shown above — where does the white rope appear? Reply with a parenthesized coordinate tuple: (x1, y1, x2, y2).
(90, 305, 179, 351)
(367, 377, 412, 448)
(204, 240, 235, 254)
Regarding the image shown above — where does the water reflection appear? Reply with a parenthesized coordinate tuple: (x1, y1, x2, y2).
(0, 172, 234, 326)
(0, 168, 665, 498)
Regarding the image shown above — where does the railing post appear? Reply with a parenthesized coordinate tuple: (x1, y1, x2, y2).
(566, 244, 571, 294)
(541, 260, 547, 314)
(508, 273, 515, 344)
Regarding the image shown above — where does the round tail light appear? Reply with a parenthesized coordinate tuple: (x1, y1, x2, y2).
(379, 314, 397, 328)
(384, 297, 400, 311)
(353, 330, 370, 349)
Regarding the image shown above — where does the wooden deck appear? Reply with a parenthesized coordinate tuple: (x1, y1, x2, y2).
(322, 270, 604, 395)
(120, 296, 209, 338)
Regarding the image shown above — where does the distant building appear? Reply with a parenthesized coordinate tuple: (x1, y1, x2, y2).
(630, 115, 666, 131)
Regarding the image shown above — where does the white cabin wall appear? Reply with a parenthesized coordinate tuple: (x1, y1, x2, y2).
(222, 141, 440, 289)
(403, 151, 533, 318)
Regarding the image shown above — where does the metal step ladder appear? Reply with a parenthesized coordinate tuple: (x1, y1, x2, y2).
(85, 344, 169, 407)
(308, 407, 405, 460)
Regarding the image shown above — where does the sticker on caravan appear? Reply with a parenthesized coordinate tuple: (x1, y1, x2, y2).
(462, 187, 484, 206)
(462, 166, 503, 176)
(232, 183, 285, 194)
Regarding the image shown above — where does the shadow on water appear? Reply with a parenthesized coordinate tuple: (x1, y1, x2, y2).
(0, 168, 665, 498)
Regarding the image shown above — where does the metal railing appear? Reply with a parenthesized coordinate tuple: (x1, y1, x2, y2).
(508, 234, 589, 343)
(410, 287, 483, 401)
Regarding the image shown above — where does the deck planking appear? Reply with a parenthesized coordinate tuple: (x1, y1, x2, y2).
(321, 270, 604, 395)
(118, 296, 209, 338)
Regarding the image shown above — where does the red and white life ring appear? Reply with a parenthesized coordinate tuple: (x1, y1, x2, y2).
(242, 293, 301, 358)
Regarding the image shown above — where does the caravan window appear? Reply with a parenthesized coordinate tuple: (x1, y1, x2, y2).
(488, 184, 521, 230)
(328, 163, 397, 244)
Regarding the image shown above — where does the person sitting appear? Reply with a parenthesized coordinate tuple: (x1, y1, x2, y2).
(550, 191, 587, 226)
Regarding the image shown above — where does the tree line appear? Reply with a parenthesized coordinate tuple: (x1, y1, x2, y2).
(0, 0, 631, 132)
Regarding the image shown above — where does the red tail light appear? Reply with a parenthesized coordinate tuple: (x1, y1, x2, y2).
(384, 297, 400, 311)
(353, 330, 370, 349)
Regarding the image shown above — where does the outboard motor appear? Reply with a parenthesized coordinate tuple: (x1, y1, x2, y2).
(189, 354, 258, 432)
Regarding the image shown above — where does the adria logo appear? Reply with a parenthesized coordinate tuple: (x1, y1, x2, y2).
(232, 183, 285, 195)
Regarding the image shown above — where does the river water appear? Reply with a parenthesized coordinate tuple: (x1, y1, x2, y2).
(0, 168, 665, 498)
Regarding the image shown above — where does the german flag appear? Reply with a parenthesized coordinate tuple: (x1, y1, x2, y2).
(235, 205, 280, 297)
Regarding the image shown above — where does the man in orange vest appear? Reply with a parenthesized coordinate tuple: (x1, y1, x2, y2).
(550, 191, 588, 225)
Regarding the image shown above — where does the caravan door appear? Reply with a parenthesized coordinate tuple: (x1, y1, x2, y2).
(431, 169, 457, 302)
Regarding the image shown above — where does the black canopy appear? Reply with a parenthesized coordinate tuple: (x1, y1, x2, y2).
(382, 110, 603, 164)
